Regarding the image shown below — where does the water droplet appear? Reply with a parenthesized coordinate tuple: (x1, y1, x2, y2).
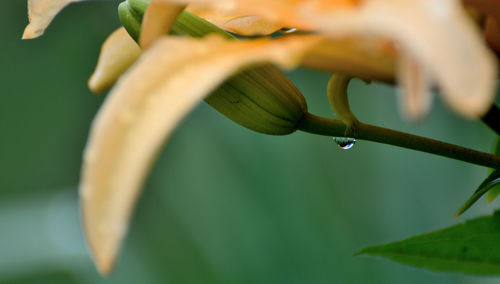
(280, 27, 297, 34)
(332, 137, 356, 150)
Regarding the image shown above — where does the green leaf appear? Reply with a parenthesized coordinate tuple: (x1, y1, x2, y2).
(358, 211, 500, 275)
(456, 169, 500, 216)
(487, 137, 500, 202)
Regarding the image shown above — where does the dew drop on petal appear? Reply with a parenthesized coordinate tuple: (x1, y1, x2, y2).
(280, 27, 297, 34)
(332, 137, 356, 150)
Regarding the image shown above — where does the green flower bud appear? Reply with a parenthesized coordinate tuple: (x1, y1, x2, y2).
(118, 0, 307, 134)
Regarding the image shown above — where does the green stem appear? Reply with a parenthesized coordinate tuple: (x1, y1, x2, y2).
(297, 112, 500, 169)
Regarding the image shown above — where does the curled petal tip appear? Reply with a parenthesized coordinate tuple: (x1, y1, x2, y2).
(22, 27, 42, 40)
(23, 0, 82, 39)
(397, 54, 432, 122)
(88, 28, 141, 94)
(94, 252, 116, 276)
(82, 191, 124, 276)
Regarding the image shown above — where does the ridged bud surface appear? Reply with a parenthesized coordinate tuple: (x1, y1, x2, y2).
(119, 0, 307, 134)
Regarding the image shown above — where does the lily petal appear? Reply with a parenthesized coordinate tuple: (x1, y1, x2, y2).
(23, 0, 83, 39)
(186, 5, 283, 35)
(141, 2, 397, 82)
(314, 0, 497, 118)
(88, 28, 142, 94)
(80, 34, 323, 275)
(140, 0, 186, 49)
(301, 37, 395, 82)
(92, 7, 396, 97)
(158, 0, 497, 118)
(397, 54, 432, 121)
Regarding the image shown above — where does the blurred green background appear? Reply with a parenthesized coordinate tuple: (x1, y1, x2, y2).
(2, 1, 500, 283)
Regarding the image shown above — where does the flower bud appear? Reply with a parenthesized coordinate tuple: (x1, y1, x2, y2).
(118, 0, 307, 134)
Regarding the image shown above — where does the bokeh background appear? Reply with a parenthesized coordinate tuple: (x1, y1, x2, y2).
(2, 1, 500, 283)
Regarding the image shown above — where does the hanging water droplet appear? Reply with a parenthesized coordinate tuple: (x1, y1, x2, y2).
(332, 137, 356, 150)
(280, 27, 297, 34)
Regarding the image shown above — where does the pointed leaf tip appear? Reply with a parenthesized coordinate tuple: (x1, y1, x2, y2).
(456, 169, 500, 217)
(359, 211, 500, 275)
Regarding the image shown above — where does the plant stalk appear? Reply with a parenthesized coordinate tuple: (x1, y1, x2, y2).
(297, 112, 500, 169)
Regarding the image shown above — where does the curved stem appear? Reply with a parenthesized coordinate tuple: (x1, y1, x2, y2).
(327, 73, 359, 135)
(297, 112, 500, 169)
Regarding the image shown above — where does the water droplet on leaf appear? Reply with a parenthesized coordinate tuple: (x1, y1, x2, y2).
(332, 137, 356, 150)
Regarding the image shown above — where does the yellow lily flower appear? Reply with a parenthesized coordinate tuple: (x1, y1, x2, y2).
(24, 0, 498, 275)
